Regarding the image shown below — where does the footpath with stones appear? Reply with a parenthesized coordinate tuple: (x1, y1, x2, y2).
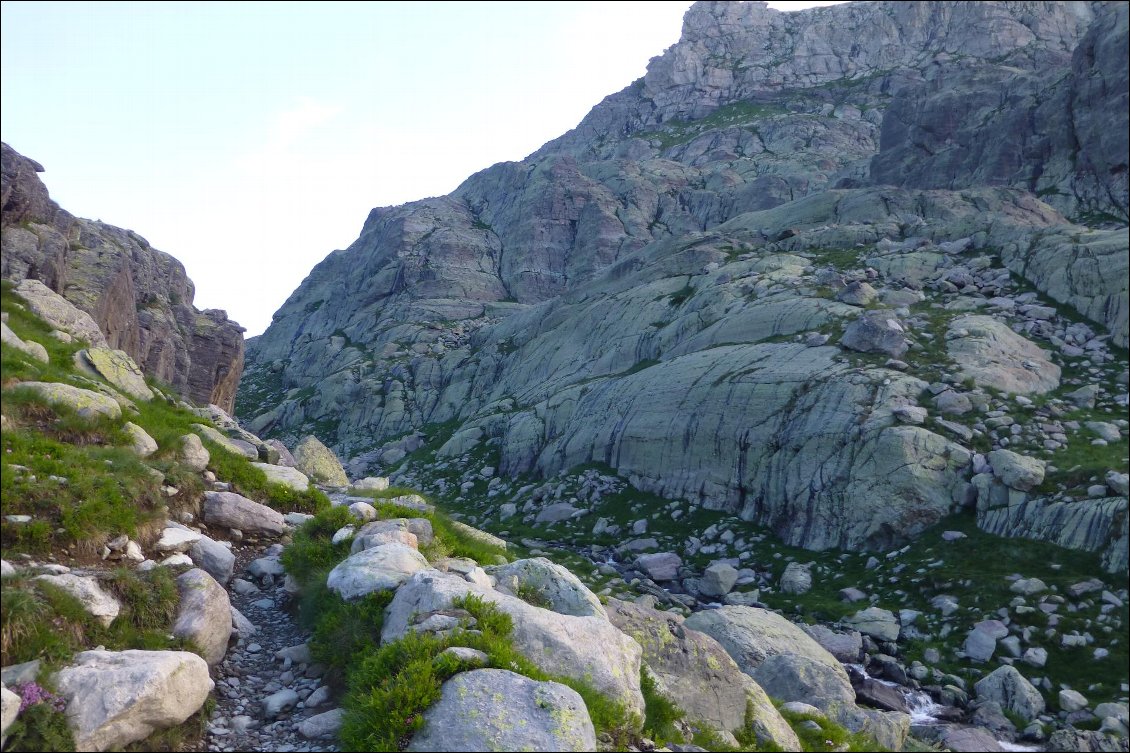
(200, 534, 342, 752)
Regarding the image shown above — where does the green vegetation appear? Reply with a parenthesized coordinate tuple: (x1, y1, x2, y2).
(776, 707, 883, 752)
(637, 100, 788, 150)
(1, 699, 76, 752)
(205, 441, 330, 514)
(1, 567, 189, 668)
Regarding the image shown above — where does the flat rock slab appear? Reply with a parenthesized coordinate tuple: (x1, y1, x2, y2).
(406, 669, 597, 752)
(947, 315, 1060, 395)
(78, 348, 154, 401)
(685, 606, 843, 676)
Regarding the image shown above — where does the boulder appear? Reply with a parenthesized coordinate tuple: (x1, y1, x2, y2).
(753, 654, 908, 750)
(265, 439, 297, 467)
(842, 607, 900, 642)
(34, 573, 120, 627)
(122, 422, 157, 457)
(171, 568, 232, 665)
(383, 570, 644, 718)
(448, 520, 506, 549)
(293, 435, 348, 487)
(53, 649, 213, 751)
(488, 557, 607, 619)
(405, 669, 597, 752)
(179, 434, 210, 472)
(263, 689, 299, 719)
(535, 502, 580, 523)
(202, 491, 287, 536)
(684, 606, 842, 676)
(13, 278, 107, 347)
(946, 315, 1060, 395)
(2, 320, 49, 362)
(840, 310, 908, 357)
(253, 463, 310, 492)
(987, 449, 1046, 491)
(1046, 728, 1128, 752)
(350, 528, 418, 553)
(326, 543, 429, 600)
(356, 517, 434, 547)
(299, 708, 344, 740)
(1, 684, 19, 748)
(75, 348, 154, 401)
(700, 562, 740, 598)
(606, 598, 799, 749)
(635, 552, 682, 581)
(188, 534, 236, 584)
(154, 527, 201, 554)
(779, 562, 813, 594)
(353, 476, 389, 492)
(974, 665, 1046, 722)
(14, 382, 121, 420)
(192, 424, 256, 459)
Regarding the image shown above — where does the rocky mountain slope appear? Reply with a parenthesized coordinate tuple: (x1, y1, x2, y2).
(1, 142, 245, 412)
(239, 1, 1128, 566)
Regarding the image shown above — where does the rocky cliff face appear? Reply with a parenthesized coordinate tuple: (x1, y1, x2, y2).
(241, 1, 1128, 559)
(1, 142, 245, 411)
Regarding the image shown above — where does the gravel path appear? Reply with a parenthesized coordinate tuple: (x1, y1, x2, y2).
(201, 542, 340, 753)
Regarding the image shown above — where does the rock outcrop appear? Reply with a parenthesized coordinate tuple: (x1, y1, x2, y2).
(1, 142, 244, 411)
(239, 1, 1127, 559)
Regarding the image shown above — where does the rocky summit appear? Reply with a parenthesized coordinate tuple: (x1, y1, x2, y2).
(2, 2, 1129, 753)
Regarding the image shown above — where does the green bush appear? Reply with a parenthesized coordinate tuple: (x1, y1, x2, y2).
(2, 700, 76, 752)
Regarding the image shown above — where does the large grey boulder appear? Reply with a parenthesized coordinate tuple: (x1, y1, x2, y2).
(1, 321, 49, 362)
(700, 562, 740, 598)
(123, 422, 158, 457)
(172, 568, 232, 665)
(842, 607, 900, 642)
(13, 382, 121, 420)
(946, 316, 1060, 395)
(383, 570, 644, 718)
(779, 562, 813, 594)
(326, 543, 429, 600)
(752, 654, 908, 751)
(74, 348, 154, 401)
(179, 433, 210, 472)
(636, 552, 682, 581)
(800, 624, 863, 663)
(488, 557, 607, 619)
(53, 649, 213, 751)
(684, 606, 842, 676)
(294, 435, 349, 487)
(188, 533, 236, 585)
(299, 708, 344, 740)
(987, 450, 1046, 492)
(840, 310, 908, 357)
(13, 278, 107, 347)
(405, 669, 597, 752)
(606, 598, 800, 750)
(193, 424, 256, 459)
(34, 573, 120, 627)
(253, 463, 310, 492)
(1, 684, 19, 748)
(974, 665, 1046, 722)
(202, 491, 287, 536)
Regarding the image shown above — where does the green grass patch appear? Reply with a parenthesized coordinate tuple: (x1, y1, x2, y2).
(777, 708, 883, 752)
(338, 594, 639, 751)
(1, 699, 76, 752)
(1, 567, 190, 668)
(205, 441, 330, 514)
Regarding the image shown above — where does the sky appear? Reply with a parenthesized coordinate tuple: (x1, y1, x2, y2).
(1, 1, 846, 336)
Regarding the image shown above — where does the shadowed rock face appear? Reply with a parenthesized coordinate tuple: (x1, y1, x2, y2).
(1, 142, 244, 411)
(240, 2, 1127, 554)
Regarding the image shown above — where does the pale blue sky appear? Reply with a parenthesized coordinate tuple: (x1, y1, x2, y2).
(2, 1, 844, 335)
